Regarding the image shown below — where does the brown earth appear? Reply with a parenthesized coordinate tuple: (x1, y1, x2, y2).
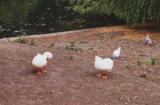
(0, 26, 160, 105)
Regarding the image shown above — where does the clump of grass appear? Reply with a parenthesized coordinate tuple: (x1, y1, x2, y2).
(145, 58, 156, 66)
(29, 39, 36, 46)
(79, 40, 88, 44)
(65, 41, 83, 52)
(48, 43, 55, 48)
(15, 36, 28, 44)
(15, 36, 37, 46)
(137, 58, 157, 67)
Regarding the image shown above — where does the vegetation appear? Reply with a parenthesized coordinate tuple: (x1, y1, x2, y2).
(0, 0, 37, 26)
(0, 0, 159, 37)
(69, 0, 160, 23)
(48, 43, 55, 48)
(15, 36, 29, 44)
(145, 58, 156, 66)
(15, 36, 36, 46)
(65, 41, 83, 52)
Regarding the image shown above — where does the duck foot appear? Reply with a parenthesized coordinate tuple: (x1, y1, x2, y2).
(41, 66, 47, 73)
(37, 70, 43, 75)
(35, 66, 47, 75)
(96, 71, 108, 79)
(144, 42, 153, 46)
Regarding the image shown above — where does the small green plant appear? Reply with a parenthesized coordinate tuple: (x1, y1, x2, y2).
(145, 58, 156, 66)
(65, 41, 83, 52)
(15, 36, 28, 44)
(48, 43, 55, 48)
(15, 36, 37, 46)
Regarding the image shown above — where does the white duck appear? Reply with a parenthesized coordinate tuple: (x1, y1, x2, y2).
(94, 56, 113, 79)
(32, 52, 53, 75)
(111, 47, 121, 59)
(145, 35, 152, 45)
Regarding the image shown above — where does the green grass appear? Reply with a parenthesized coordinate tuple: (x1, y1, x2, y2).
(48, 43, 55, 48)
(29, 39, 36, 46)
(137, 58, 157, 67)
(145, 58, 156, 66)
(15, 36, 36, 46)
(65, 41, 83, 52)
(15, 36, 28, 44)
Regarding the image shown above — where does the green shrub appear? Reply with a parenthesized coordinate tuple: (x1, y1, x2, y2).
(68, 0, 160, 23)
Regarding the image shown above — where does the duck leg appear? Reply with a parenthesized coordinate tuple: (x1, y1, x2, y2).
(41, 66, 47, 73)
(35, 66, 47, 75)
(101, 71, 108, 79)
(96, 71, 108, 79)
(36, 68, 43, 75)
(96, 71, 103, 78)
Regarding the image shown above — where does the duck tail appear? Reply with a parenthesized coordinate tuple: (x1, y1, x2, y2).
(111, 56, 116, 60)
(43, 52, 53, 60)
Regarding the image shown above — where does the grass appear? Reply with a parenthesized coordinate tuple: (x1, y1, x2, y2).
(48, 43, 55, 48)
(15, 36, 36, 46)
(145, 58, 156, 66)
(136, 58, 157, 67)
(65, 41, 83, 52)
(15, 36, 28, 44)
(29, 39, 36, 46)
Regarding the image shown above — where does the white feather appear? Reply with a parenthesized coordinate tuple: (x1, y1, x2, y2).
(112, 47, 121, 58)
(146, 35, 149, 40)
(145, 35, 152, 45)
(94, 56, 113, 72)
(32, 54, 47, 68)
(43, 52, 53, 60)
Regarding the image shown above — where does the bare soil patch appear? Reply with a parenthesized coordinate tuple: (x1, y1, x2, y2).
(0, 26, 160, 105)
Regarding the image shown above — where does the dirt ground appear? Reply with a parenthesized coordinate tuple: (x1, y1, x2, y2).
(0, 26, 160, 105)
